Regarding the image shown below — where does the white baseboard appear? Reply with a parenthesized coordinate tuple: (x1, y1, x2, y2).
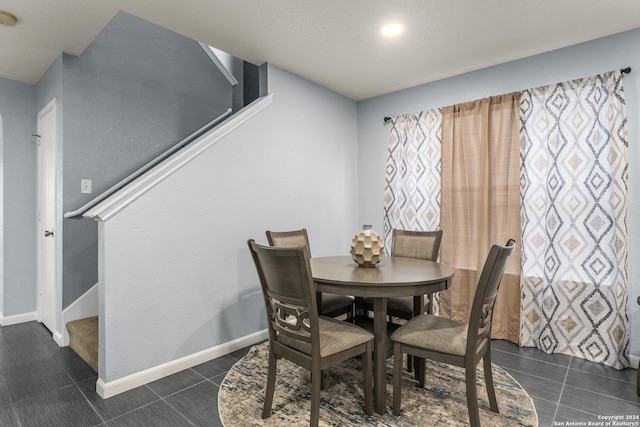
(52, 330, 64, 346)
(61, 283, 98, 346)
(630, 354, 640, 369)
(96, 329, 268, 399)
(0, 311, 37, 326)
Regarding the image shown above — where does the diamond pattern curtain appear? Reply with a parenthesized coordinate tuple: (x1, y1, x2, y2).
(519, 71, 629, 369)
(383, 110, 442, 251)
(383, 71, 629, 367)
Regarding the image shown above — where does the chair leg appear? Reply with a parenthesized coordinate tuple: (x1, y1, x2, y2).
(310, 365, 321, 427)
(407, 354, 413, 373)
(362, 342, 373, 416)
(483, 351, 499, 413)
(311, 370, 326, 390)
(393, 343, 403, 416)
(350, 301, 357, 324)
(415, 356, 426, 388)
(354, 297, 365, 319)
(261, 351, 277, 419)
(637, 363, 640, 396)
(465, 363, 481, 427)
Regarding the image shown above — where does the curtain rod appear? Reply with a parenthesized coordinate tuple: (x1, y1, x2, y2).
(383, 67, 632, 124)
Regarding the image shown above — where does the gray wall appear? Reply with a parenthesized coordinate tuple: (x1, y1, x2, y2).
(59, 11, 233, 308)
(97, 64, 358, 382)
(36, 56, 63, 113)
(357, 28, 640, 359)
(0, 77, 37, 317)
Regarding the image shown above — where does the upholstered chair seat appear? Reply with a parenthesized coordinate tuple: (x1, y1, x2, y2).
(385, 296, 425, 317)
(280, 316, 374, 358)
(391, 314, 468, 356)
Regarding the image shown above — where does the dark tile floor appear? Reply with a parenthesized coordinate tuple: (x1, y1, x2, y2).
(491, 339, 640, 426)
(0, 321, 638, 426)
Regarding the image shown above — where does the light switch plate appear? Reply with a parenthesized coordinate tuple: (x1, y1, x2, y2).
(81, 179, 92, 194)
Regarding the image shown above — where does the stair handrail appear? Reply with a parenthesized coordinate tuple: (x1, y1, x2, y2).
(84, 94, 273, 222)
(198, 42, 239, 87)
(64, 108, 232, 219)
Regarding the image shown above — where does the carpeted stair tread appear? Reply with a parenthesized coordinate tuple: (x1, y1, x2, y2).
(66, 316, 98, 372)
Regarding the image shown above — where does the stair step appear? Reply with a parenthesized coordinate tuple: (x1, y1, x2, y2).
(66, 316, 98, 372)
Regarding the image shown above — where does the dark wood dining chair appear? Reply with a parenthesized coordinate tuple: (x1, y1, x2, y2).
(362, 229, 443, 370)
(391, 239, 516, 427)
(364, 229, 443, 318)
(266, 228, 355, 319)
(247, 240, 374, 426)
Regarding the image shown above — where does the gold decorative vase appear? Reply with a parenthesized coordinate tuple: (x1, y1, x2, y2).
(350, 225, 384, 267)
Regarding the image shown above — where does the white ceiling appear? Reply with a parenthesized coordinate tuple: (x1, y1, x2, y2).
(1, 0, 639, 100)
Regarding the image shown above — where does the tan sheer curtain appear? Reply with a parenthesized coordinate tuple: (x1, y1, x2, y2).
(439, 93, 522, 343)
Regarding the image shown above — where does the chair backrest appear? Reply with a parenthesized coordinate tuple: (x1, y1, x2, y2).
(248, 239, 319, 350)
(266, 228, 311, 257)
(467, 239, 516, 351)
(391, 229, 443, 261)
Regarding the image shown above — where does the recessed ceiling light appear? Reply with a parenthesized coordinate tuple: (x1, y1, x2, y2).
(381, 23, 404, 37)
(0, 11, 17, 27)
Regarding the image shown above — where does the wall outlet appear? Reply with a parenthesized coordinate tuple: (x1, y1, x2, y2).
(81, 179, 92, 194)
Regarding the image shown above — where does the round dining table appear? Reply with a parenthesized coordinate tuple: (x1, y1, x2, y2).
(311, 255, 455, 415)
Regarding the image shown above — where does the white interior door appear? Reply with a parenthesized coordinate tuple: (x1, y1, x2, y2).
(37, 99, 57, 333)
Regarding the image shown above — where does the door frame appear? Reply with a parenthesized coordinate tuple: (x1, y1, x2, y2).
(36, 98, 63, 344)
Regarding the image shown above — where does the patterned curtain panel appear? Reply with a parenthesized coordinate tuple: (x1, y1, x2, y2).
(383, 110, 442, 251)
(519, 71, 629, 369)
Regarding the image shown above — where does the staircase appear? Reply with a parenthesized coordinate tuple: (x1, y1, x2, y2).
(66, 316, 98, 372)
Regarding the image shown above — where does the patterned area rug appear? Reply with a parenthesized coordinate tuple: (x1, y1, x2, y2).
(219, 342, 538, 426)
